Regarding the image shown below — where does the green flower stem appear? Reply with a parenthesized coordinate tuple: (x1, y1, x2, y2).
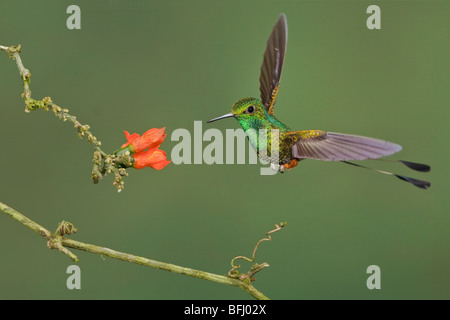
(0, 201, 269, 300)
(0, 44, 128, 191)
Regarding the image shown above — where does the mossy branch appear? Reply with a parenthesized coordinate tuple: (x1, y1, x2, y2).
(0, 44, 132, 191)
(0, 201, 276, 300)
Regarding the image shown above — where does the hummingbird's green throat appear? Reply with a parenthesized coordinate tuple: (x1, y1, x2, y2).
(207, 14, 430, 189)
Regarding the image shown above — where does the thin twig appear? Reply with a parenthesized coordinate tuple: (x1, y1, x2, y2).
(0, 44, 130, 191)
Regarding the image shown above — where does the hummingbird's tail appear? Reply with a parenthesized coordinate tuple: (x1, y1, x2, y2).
(342, 160, 431, 189)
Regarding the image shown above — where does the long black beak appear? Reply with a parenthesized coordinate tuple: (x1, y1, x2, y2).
(207, 113, 235, 123)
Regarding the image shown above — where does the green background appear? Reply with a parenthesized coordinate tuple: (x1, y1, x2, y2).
(0, 0, 448, 299)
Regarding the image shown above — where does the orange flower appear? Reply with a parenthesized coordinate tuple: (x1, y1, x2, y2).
(117, 127, 171, 170)
(121, 127, 167, 153)
(132, 148, 171, 170)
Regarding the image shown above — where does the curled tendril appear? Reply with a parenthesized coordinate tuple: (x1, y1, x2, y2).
(56, 220, 78, 236)
(228, 222, 286, 281)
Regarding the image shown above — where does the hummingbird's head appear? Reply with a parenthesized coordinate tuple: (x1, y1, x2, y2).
(207, 97, 266, 125)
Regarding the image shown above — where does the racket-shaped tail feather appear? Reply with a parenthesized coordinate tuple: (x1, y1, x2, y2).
(342, 161, 431, 189)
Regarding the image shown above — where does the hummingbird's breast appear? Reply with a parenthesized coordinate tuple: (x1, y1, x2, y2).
(239, 113, 293, 164)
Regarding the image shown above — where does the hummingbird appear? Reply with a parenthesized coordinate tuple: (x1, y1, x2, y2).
(208, 14, 430, 189)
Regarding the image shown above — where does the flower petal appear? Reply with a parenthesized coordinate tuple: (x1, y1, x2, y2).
(133, 148, 171, 170)
(121, 131, 141, 148)
(122, 127, 167, 153)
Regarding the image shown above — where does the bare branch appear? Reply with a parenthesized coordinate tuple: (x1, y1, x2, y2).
(0, 201, 269, 300)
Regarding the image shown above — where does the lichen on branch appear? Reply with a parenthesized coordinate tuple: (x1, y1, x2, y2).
(0, 201, 271, 300)
(0, 44, 140, 192)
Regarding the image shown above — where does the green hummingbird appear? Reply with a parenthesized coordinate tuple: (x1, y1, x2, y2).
(208, 14, 430, 189)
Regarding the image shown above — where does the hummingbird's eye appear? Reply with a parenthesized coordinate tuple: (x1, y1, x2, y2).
(246, 106, 255, 114)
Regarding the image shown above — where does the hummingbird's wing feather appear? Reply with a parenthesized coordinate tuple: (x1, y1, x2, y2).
(289, 131, 430, 189)
(259, 14, 287, 116)
(290, 131, 402, 161)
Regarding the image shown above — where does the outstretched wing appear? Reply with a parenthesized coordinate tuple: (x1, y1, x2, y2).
(290, 130, 402, 161)
(259, 14, 288, 116)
